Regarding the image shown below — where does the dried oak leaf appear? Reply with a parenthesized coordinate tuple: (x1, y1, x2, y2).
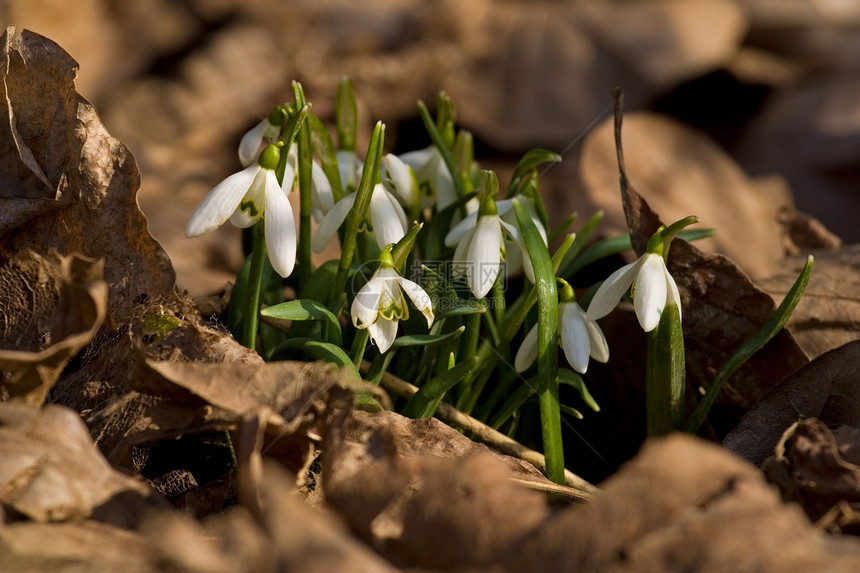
(0, 403, 150, 522)
(322, 392, 549, 571)
(612, 103, 809, 434)
(0, 26, 175, 327)
(757, 245, 860, 359)
(498, 434, 860, 572)
(723, 339, 860, 466)
(130, 359, 341, 434)
(763, 418, 860, 525)
(0, 251, 106, 406)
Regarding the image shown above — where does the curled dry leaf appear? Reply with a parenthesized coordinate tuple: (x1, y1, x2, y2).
(0, 26, 175, 326)
(723, 339, 860, 466)
(0, 403, 150, 522)
(611, 101, 809, 434)
(763, 418, 860, 526)
(0, 251, 107, 406)
(757, 245, 860, 359)
(500, 434, 860, 572)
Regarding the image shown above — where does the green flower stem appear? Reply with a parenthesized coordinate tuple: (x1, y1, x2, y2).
(513, 199, 563, 484)
(457, 233, 575, 416)
(684, 255, 814, 434)
(293, 82, 313, 291)
(330, 122, 384, 304)
(351, 327, 370, 367)
(402, 357, 480, 419)
(242, 222, 267, 350)
(417, 100, 464, 199)
(645, 302, 685, 436)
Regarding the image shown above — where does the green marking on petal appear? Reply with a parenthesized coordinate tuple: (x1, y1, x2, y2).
(239, 199, 261, 218)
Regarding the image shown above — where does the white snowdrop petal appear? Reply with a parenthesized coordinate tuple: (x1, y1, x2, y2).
(560, 302, 591, 374)
(665, 268, 682, 323)
(467, 216, 503, 298)
(369, 185, 407, 250)
(451, 226, 474, 279)
(238, 119, 269, 167)
(351, 273, 383, 328)
(514, 324, 539, 372)
(585, 311, 610, 364)
(585, 258, 642, 322)
(310, 161, 333, 214)
(368, 317, 398, 353)
(336, 150, 360, 192)
(398, 146, 435, 171)
(186, 165, 260, 237)
(263, 172, 297, 278)
(634, 254, 668, 332)
(445, 211, 479, 247)
(312, 192, 356, 253)
(397, 277, 435, 327)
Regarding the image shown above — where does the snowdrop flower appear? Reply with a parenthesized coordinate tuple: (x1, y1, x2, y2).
(351, 250, 434, 353)
(444, 175, 525, 299)
(444, 196, 542, 296)
(238, 111, 284, 167)
(311, 183, 408, 253)
(399, 145, 457, 211)
(515, 285, 609, 374)
(586, 252, 680, 333)
(186, 144, 297, 278)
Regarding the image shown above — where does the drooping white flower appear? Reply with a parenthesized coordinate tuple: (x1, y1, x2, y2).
(586, 252, 681, 332)
(311, 183, 409, 253)
(444, 210, 521, 299)
(186, 144, 297, 278)
(444, 197, 541, 295)
(515, 301, 609, 374)
(399, 145, 458, 211)
(351, 257, 435, 353)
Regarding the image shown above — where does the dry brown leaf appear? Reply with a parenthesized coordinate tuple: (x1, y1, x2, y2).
(575, 111, 794, 278)
(723, 339, 860, 466)
(0, 403, 150, 522)
(582, 0, 747, 89)
(758, 245, 860, 359)
(611, 103, 809, 434)
(0, 520, 159, 573)
(498, 434, 860, 572)
(321, 393, 550, 571)
(140, 460, 400, 573)
(0, 26, 175, 326)
(763, 419, 860, 525)
(131, 359, 339, 430)
(0, 251, 107, 406)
